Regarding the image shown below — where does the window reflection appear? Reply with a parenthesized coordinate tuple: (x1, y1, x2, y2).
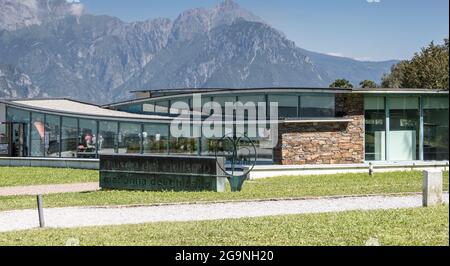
(365, 97, 386, 161)
(143, 124, 168, 154)
(98, 121, 118, 154)
(61, 117, 78, 158)
(118, 123, 141, 154)
(45, 115, 60, 157)
(78, 119, 97, 158)
(424, 97, 449, 160)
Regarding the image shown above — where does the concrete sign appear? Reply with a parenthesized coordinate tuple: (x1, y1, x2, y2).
(99, 154, 227, 192)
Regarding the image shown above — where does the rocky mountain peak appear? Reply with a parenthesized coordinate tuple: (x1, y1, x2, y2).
(0, 0, 396, 103)
(217, 0, 241, 10)
(169, 0, 263, 41)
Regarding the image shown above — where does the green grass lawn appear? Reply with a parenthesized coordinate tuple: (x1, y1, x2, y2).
(0, 169, 448, 212)
(0, 205, 447, 246)
(0, 167, 98, 187)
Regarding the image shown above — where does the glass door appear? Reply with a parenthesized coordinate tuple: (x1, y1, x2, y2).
(388, 97, 420, 161)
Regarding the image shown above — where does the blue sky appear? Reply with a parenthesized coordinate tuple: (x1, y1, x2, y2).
(80, 0, 449, 61)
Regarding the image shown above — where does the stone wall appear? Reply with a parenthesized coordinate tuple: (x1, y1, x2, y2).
(274, 93, 364, 165)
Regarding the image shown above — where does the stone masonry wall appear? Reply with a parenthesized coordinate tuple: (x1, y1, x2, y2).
(274, 94, 364, 165)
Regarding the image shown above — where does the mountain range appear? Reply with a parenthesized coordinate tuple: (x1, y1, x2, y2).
(0, 0, 397, 103)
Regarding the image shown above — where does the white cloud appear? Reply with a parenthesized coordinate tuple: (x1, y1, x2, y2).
(326, 52, 345, 57)
(326, 53, 378, 61)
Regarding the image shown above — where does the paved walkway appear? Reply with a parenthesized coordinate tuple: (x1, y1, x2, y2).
(0, 193, 447, 233)
(0, 183, 100, 197)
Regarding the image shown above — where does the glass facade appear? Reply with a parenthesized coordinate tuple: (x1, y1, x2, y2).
(6, 107, 30, 156)
(3, 92, 449, 164)
(78, 119, 97, 158)
(169, 124, 199, 155)
(61, 117, 78, 158)
(118, 123, 142, 154)
(300, 94, 335, 117)
(0, 123, 9, 155)
(143, 124, 169, 154)
(45, 115, 60, 157)
(388, 97, 420, 161)
(365, 97, 386, 161)
(364, 95, 449, 162)
(31, 112, 45, 157)
(98, 121, 118, 154)
(268, 95, 298, 118)
(423, 97, 449, 160)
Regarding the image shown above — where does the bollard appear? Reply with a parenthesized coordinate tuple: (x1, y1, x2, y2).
(369, 162, 374, 176)
(37, 195, 45, 228)
(423, 170, 443, 207)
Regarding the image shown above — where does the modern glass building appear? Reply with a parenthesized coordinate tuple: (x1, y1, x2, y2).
(1, 87, 448, 165)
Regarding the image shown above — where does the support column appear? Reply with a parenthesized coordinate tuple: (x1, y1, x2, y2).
(419, 96, 424, 161)
(385, 97, 390, 161)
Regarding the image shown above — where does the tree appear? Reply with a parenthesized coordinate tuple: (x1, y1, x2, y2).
(359, 80, 378, 88)
(330, 79, 353, 89)
(382, 38, 449, 90)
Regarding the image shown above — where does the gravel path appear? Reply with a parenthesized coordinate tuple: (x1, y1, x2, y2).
(0, 183, 100, 197)
(0, 193, 448, 233)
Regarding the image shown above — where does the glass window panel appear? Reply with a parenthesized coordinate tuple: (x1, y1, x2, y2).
(143, 103, 155, 113)
(155, 101, 169, 114)
(364, 97, 386, 161)
(6, 107, 30, 123)
(118, 104, 142, 114)
(390, 97, 419, 110)
(0, 123, 7, 145)
(78, 119, 97, 158)
(237, 95, 265, 121)
(6, 108, 30, 156)
(170, 98, 192, 114)
(143, 124, 169, 154)
(31, 112, 45, 157)
(98, 121, 118, 154)
(0, 123, 9, 156)
(45, 115, 60, 157)
(169, 124, 199, 155)
(300, 94, 335, 117)
(61, 117, 78, 158)
(388, 97, 419, 161)
(424, 96, 449, 161)
(118, 123, 141, 154)
(214, 96, 237, 108)
(423, 97, 449, 109)
(268, 95, 298, 118)
(213, 96, 236, 121)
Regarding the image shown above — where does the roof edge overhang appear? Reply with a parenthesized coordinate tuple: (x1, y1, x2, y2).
(104, 87, 449, 108)
(1, 100, 173, 124)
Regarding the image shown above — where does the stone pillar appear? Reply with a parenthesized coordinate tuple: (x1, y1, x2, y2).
(423, 170, 443, 207)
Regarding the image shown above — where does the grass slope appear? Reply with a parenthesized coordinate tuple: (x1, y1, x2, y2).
(0, 205, 447, 246)
(0, 167, 98, 187)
